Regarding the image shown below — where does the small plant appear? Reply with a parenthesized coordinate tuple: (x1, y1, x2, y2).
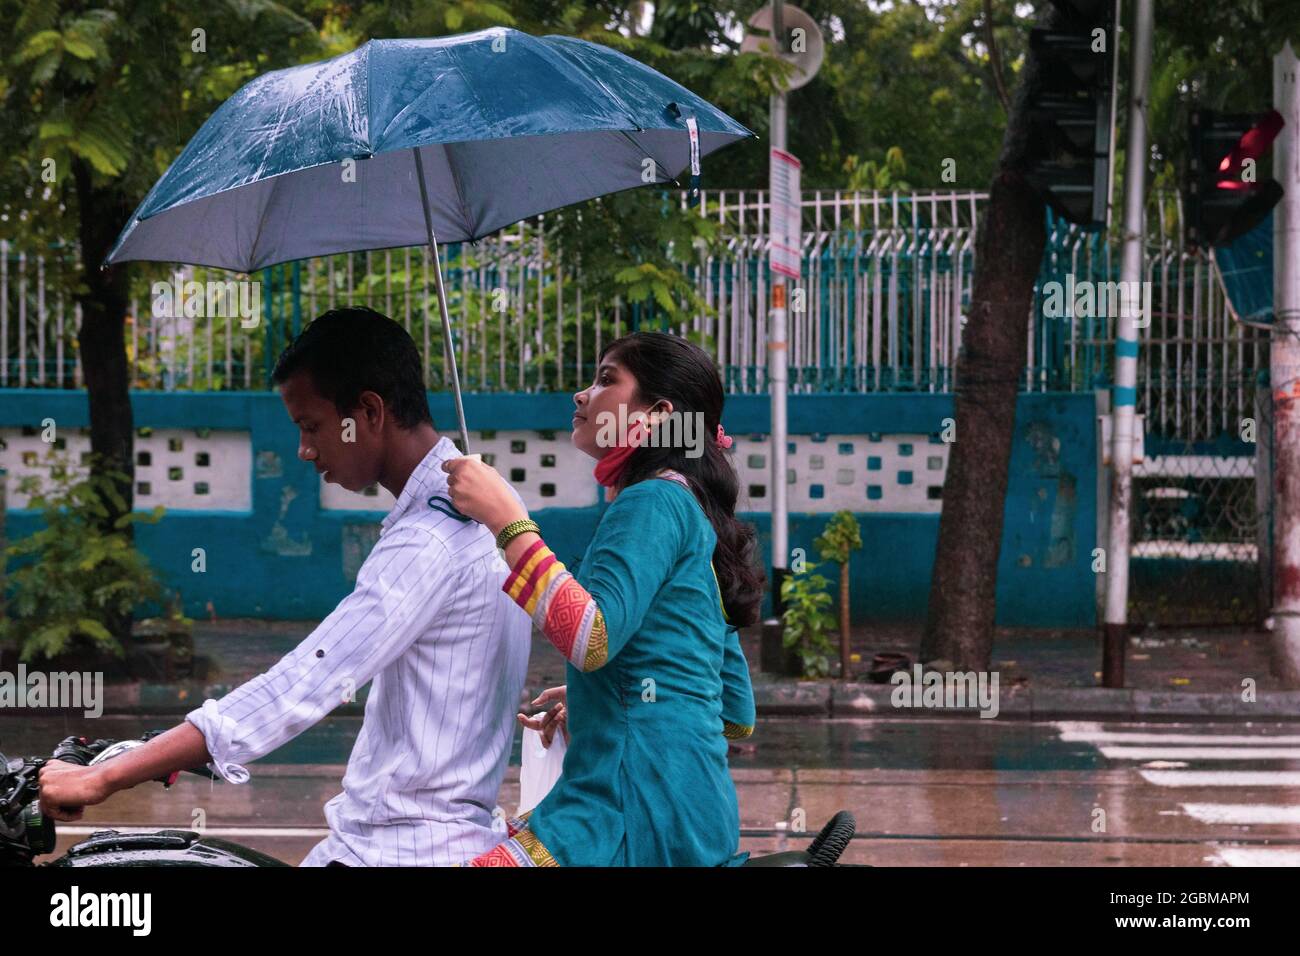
(0, 450, 165, 663)
(815, 511, 863, 679)
(780, 562, 838, 679)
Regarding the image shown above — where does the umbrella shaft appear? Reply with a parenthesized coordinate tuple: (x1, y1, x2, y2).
(412, 148, 472, 454)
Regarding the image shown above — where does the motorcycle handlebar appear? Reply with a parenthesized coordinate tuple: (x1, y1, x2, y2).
(50, 734, 116, 766)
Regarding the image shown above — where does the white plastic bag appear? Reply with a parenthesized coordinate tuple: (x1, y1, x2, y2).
(517, 726, 567, 815)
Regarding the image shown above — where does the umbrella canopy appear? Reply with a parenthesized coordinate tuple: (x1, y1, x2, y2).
(105, 27, 754, 272)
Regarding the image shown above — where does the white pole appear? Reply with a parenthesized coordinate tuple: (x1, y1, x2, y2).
(1102, 0, 1154, 688)
(769, 0, 790, 614)
(412, 147, 471, 453)
(1271, 41, 1300, 685)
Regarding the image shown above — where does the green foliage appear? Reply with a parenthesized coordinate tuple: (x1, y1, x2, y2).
(0, 0, 322, 275)
(780, 562, 837, 679)
(814, 510, 862, 566)
(0, 451, 165, 662)
(8, 0, 1297, 397)
(843, 147, 910, 192)
(0, 0, 1035, 325)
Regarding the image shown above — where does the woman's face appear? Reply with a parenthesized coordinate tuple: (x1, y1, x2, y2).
(571, 355, 661, 459)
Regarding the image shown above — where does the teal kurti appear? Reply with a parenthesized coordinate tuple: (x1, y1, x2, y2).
(516, 476, 755, 866)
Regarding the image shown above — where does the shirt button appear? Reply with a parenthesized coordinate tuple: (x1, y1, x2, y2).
(316, 649, 325, 658)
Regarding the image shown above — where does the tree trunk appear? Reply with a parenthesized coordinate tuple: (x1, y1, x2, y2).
(840, 559, 851, 678)
(72, 158, 136, 643)
(920, 10, 1056, 671)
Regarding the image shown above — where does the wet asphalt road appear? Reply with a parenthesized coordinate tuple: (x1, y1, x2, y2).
(6, 714, 1300, 866)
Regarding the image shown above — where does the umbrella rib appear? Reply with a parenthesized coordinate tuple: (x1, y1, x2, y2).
(619, 130, 678, 187)
(247, 171, 287, 273)
(441, 144, 477, 240)
(541, 37, 642, 130)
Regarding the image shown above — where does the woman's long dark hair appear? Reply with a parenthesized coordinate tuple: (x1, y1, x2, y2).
(602, 332, 765, 627)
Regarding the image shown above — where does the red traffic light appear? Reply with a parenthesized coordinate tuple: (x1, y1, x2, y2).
(1216, 109, 1285, 191)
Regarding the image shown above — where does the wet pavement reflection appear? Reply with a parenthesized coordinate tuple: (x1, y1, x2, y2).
(7, 714, 1299, 867)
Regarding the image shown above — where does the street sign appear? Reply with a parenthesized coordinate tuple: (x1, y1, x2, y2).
(741, 4, 825, 92)
(770, 147, 802, 279)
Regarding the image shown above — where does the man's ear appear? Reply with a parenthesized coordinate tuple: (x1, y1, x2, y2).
(356, 390, 386, 432)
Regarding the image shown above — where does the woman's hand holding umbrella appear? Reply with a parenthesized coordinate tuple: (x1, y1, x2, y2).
(442, 457, 529, 537)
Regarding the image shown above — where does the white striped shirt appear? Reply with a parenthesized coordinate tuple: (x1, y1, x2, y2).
(186, 437, 532, 866)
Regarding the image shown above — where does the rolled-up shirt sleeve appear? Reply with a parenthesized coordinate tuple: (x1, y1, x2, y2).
(186, 526, 454, 783)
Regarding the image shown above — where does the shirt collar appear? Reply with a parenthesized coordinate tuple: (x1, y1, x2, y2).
(381, 436, 460, 532)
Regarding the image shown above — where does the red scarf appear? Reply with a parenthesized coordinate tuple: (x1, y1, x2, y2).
(593, 420, 648, 488)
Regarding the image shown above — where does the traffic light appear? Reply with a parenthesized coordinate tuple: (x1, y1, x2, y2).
(1185, 109, 1285, 248)
(1023, 1, 1116, 228)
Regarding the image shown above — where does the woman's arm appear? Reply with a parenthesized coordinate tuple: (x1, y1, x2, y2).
(502, 482, 683, 671)
(720, 626, 755, 739)
(441, 457, 686, 672)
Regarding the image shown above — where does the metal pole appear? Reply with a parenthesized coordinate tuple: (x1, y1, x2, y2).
(1105, 0, 1123, 232)
(769, 0, 790, 617)
(1102, 0, 1154, 688)
(1271, 41, 1300, 684)
(412, 147, 472, 453)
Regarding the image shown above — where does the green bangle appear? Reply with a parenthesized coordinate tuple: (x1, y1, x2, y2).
(496, 519, 540, 550)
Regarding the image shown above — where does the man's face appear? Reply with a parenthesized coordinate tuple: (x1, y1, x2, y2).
(279, 370, 383, 494)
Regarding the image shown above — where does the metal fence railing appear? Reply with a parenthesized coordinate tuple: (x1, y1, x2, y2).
(5, 189, 986, 396)
(4, 189, 1266, 409)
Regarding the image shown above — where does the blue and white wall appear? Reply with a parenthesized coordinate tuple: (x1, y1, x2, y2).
(0, 389, 1098, 627)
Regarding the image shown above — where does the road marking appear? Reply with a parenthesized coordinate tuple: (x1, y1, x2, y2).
(1055, 721, 1300, 746)
(1140, 770, 1300, 787)
(1210, 848, 1300, 867)
(56, 825, 330, 838)
(1180, 803, 1300, 824)
(1101, 745, 1300, 761)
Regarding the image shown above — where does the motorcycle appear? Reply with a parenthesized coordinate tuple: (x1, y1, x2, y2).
(1, 734, 856, 867)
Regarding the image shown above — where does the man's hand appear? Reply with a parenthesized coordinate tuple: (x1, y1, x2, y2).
(38, 761, 114, 822)
(517, 685, 568, 748)
(38, 723, 213, 821)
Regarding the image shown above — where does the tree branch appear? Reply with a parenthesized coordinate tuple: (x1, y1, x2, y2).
(983, 0, 1012, 114)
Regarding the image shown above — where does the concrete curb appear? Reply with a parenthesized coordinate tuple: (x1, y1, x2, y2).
(752, 680, 832, 716)
(6, 680, 1299, 721)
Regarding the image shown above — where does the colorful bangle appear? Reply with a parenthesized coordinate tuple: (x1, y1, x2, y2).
(496, 519, 541, 551)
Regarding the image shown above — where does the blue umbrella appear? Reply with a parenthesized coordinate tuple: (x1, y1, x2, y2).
(105, 27, 754, 448)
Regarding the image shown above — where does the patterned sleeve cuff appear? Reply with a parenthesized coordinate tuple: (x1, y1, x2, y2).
(503, 539, 608, 671)
(722, 721, 754, 739)
(466, 825, 558, 867)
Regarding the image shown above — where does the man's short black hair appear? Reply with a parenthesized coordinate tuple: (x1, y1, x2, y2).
(272, 306, 434, 430)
